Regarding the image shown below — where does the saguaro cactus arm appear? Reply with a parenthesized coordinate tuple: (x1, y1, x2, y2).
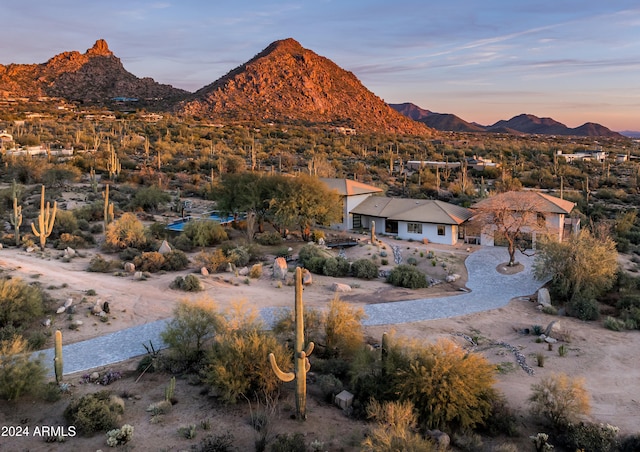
(268, 353, 294, 382)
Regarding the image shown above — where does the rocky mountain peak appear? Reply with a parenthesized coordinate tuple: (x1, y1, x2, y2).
(86, 39, 113, 57)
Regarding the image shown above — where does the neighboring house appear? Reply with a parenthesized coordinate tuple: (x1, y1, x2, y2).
(320, 178, 383, 230)
(349, 196, 473, 245)
(556, 149, 606, 163)
(471, 191, 578, 248)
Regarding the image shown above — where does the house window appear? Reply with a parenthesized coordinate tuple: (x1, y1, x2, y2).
(407, 223, 422, 234)
(437, 225, 446, 236)
(386, 220, 398, 234)
(353, 214, 362, 229)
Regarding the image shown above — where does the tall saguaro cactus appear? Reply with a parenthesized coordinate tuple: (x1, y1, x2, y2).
(10, 196, 22, 246)
(54, 329, 63, 384)
(269, 267, 314, 420)
(103, 184, 114, 230)
(31, 185, 57, 250)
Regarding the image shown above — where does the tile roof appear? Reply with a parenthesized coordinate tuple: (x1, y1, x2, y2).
(350, 197, 473, 225)
(320, 178, 383, 196)
(473, 191, 575, 214)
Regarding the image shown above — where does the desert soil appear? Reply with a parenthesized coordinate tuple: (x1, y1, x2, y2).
(0, 236, 639, 451)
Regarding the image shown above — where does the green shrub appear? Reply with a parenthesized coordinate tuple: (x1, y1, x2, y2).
(316, 374, 344, 403)
(0, 278, 44, 328)
(569, 297, 600, 321)
(249, 264, 263, 279)
(106, 423, 134, 447)
(255, 231, 283, 246)
(269, 433, 307, 452)
(173, 233, 194, 252)
(406, 256, 418, 266)
(603, 316, 625, 331)
(193, 250, 229, 273)
(87, 255, 115, 273)
(310, 230, 325, 243)
(183, 220, 228, 247)
(0, 335, 47, 401)
(619, 434, 640, 452)
(225, 246, 250, 267)
(133, 251, 165, 273)
(387, 265, 429, 289)
(64, 391, 124, 435)
(322, 257, 350, 277)
(130, 185, 171, 211)
(307, 256, 327, 274)
(297, 244, 326, 269)
(325, 297, 366, 359)
(195, 432, 235, 452)
(162, 250, 190, 271)
(559, 422, 619, 452)
(481, 397, 519, 437)
(170, 275, 202, 292)
(161, 299, 224, 368)
(351, 259, 379, 280)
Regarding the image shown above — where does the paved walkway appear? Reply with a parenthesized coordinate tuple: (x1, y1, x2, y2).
(38, 247, 543, 376)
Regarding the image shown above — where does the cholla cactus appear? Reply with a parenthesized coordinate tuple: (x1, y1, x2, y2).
(31, 185, 57, 250)
(269, 267, 314, 420)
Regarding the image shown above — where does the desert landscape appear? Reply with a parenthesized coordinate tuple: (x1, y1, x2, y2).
(0, 233, 639, 451)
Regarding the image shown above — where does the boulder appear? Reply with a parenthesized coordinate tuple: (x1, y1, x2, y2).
(92, 303, 103, 315)
(64, 247, 76, 258)
(226, 262, 236, 273)
(330, 282, 351, 293)
(446, 273, 460, 283)
(42, 318, 51, 327)
(64, 298, 73, 308)
(134, 271, 144, 280)
(72, 320, 83, 327)
(538, 288, 552, 307)
(272, 257, 288, 280)
(201, 266, 209, 276)
(238, 266, 249, 276)
(334, 390, 354, 410)
(545, 320, 562, 338)
(302, 269, 313, 286)
(90, 372, 100, 382)
(56, 306, 66, 314)
(318, 237, 325, 246)
(124, 262, 135, 273)
(158, 240, 172, 255)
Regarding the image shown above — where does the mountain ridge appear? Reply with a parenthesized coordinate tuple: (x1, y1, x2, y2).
(391, 103, 624, 138)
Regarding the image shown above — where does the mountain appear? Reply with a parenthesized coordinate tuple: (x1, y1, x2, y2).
(619, 130, 640, 139)
(392, 104, 625, 138)
(0, 39, 188, 105)
(178, 39, 430, 134)
(389, 103, 484, 132)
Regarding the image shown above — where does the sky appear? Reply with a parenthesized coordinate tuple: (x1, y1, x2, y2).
(2, 1, 639, 132)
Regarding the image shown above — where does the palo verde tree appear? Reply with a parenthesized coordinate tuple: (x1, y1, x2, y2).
(472, 190, 552, 266)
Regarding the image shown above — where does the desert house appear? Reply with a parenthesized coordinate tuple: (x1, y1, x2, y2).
(319, 178, 383, 230)
(471, 191, 579, 248)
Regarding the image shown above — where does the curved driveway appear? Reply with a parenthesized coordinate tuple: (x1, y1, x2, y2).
(39, 247, 544, 376)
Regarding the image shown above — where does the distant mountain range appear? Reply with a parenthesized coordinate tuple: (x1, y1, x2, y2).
(0, 39, 629, 138)
(390, 102, 626, 138)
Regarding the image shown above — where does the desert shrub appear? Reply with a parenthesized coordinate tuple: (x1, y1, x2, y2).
(0, 335, 47, 401)
(129, 185, 171, 211)
(351, 259, 379, 279)
(481, 396, 519, 437)
(119, 247, 141, 262)
(106, 424, 134, 447)
(396, 339, 497, 431)
(568, 297, 600, 321)
(451, 431, 484, 451)
(387, 265, 429, 289)
(603, 316, 625, 331)
(297, 244, 327, 269)
(0, 277, 44, 328)
(87, 255, 115, 273)
(173, 233, 194, 251)
(316, 374, 344, 403)
(306, 256, 327, 274)
(255, 231, 282, 246)
(52, 210, 78, 238)
(205, 327, 290, 404)
(249, 263, 263, 279)
(361, 399, 435, 452)
(225, 245, 250, 267)
(170, 275, 202, 292)
(133, 251, 165, 273)
(183, 220, 228, 247)
(324, 297, 366, 359)
(195, 432, 235, 452)
(310, 230, 325, 243)
(529, 373, 591, 427)
(147, 221, 169, 240)
(74, 202, 104, 222)
(64, 391, 124, 435)
(161, 298, 225, 368)
(322, 257, 350, 277)
(406, 256, 418, 266)
(619, 434, 640, 452)
(105, 212, 146, 250)
(271, 307, 323, 347)
(162, 249, 189, 271)
(269, 433, 307, 452)
(558, 422, 619, 452)
(90, 223, 104, 234)
(56, 231, 93, 249)
(193, 249, 229, 273)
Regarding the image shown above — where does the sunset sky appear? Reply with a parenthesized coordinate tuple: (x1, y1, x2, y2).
(2, 1, 639, 131)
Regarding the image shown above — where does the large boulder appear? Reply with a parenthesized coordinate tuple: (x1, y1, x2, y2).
(545, 320, 562, 338)
(124, 262, 136, 273)
(537, 288, 552, 307)
(272, 257, 288, 280)
(302, 269, 313, 286)
(330, 282, 351, 293)
(158, 240, 172, 255)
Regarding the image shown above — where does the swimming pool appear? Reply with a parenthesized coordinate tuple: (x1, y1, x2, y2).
(166, 212, 236, 232)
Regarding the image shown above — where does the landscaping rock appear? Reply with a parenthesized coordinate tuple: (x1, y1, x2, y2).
(64, 247, 76, 258)
(302, 269, 313, 286)
(158, 240, 172, 255)
(92, 303, 104, 315)
(545, 320, 562, 338)
(330, 282, 351, 293)
(538, 288, 552, 307)
(272, 257, 288, 280)
(200, 266, 209, 276)
(446, 273, 461, 283)
(134, 271, 144, 280)
(64, 298, 73, 308)
(238, 266, 249, 276)
(334, 390, 354, 410)
(124, 262, 135, 273)
(56, 306, 66, 314)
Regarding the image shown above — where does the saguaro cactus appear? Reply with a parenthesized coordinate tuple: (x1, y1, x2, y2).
(371, 221, 376, 244)
(31, 185, 57, 250)
(10, 196, 22, 246)
(54, 329, 63, 384)
(269, 267, 314, 420)
(103, 184, 114, 230)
